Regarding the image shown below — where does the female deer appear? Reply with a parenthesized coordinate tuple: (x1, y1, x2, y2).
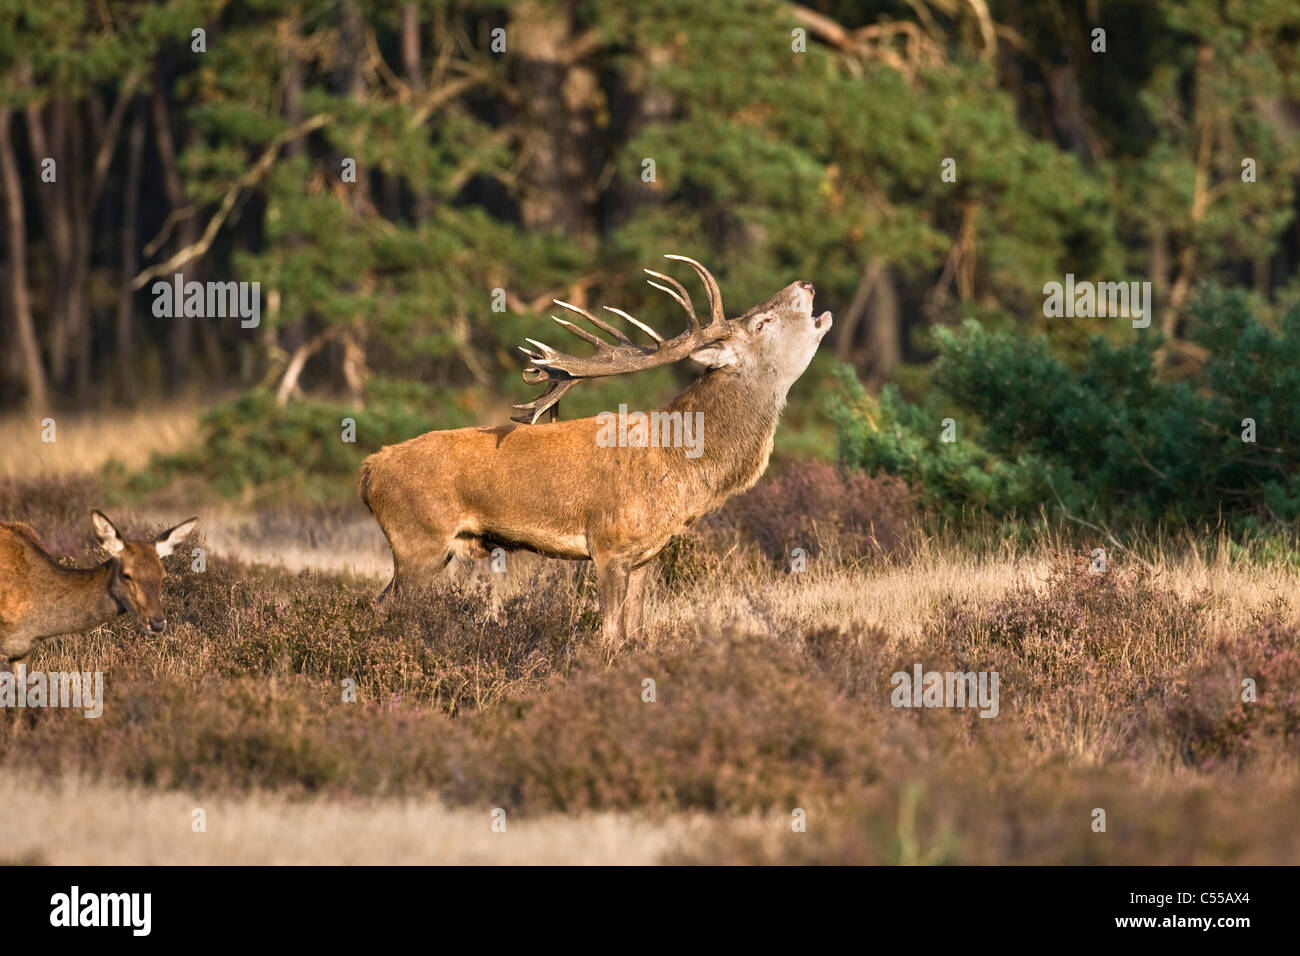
(0, 510, 197, 668)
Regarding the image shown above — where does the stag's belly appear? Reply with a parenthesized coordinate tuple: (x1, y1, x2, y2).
(459, 525, 591, 561)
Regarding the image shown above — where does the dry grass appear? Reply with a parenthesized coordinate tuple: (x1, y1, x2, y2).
(198, 502, 393, 578)
(4, 408, 1300, 864)
(0, 404, 199, 480)
(655, 543, 1300, 656)
(5, 517, 1299, 863)
(0, 773, 699, 865)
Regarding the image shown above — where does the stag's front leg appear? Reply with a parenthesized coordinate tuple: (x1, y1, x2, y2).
(595, 559, 632, 645)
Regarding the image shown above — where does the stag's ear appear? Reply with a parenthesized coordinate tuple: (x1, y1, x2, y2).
(155, 517, 199, 557)
(91, 510, 125, 556)
(689, 341, 739, 369)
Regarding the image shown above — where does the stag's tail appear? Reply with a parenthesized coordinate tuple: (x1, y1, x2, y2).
(358, 455, 392, 603)
(357, 457, 376, 513)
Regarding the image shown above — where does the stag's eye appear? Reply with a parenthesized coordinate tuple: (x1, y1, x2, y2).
(121, 572, 133, 581)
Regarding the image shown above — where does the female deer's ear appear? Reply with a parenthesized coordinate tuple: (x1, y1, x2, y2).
(155, 517, 199, 558)
(689, 342, 739, 369)
(90, 510, 125, 556)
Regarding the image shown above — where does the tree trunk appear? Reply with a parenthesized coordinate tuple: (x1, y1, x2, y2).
(276, 329, 335, 406)
(116, 96, 146, 401)
(67, 108, 92, 403)
(341, 330, 367, 406)
(836, 260, 880, 363)
(402, 3, 426, 223)
(339, 3, 367, 99)
(0, 105, 49, 411)
(28, 77, 138, 405)
(25, 98, 74, 388)
(512, 1, 599, 234)
(609, 44, 672, 230)
(1149, 225, 1169, 298)
(278, 10, 307, 356)
(1160, 46, 1215, 353)
(151, 83, 198, 391)
(837, 258, 900, 386)
(863, 262, 901, 384)
(402, 4, 422, 92)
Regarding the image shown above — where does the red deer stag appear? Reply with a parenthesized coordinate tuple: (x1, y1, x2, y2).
(359, 255, 831, 642)
(0, 511, 198, 668)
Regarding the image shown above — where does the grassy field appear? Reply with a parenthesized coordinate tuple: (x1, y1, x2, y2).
(2, 410, 1299, 864)
(0, 404, 200, 481)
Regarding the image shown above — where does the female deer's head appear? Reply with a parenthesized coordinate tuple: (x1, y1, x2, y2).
(90, 511, 198, 633)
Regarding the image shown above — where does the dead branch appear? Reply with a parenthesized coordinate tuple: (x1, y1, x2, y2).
(132, 113, 331, 289)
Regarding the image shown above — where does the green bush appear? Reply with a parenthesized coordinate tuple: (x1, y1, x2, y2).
(831, 285, 1300, 531)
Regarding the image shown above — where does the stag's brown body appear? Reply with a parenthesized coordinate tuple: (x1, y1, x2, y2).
(360, 257, 831, 641)
(0, 512, 197, 666)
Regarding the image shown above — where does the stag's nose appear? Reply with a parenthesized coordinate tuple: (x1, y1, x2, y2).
(799, 281, 815, 294)
(148, 617, 166, 633)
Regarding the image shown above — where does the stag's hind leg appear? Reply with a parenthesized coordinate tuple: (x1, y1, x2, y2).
(377, 519, 461, 601)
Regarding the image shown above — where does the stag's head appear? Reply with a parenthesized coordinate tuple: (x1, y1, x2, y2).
(512, 256, 832, 424)
(91, 510, 198, 634)
(688, 279, 832, 387)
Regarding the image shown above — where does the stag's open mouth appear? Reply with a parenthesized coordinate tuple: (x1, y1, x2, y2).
(796, 283, 830, 335)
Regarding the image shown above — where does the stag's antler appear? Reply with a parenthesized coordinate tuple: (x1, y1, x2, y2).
(511, 255, 730, 424)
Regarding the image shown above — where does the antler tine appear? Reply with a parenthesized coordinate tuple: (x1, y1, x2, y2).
(643, 268, 699, 331)
(511, 378, 579, 425)
(514, 256, 733, 424)
(522, 338, 563, 363)
(663, 254, 725, 326)
(603, 306, 665, 344)
(549, 314, 608, 348)
(554, 299, 633, 346)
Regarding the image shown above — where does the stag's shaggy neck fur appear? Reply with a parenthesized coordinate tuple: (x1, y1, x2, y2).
(666, 366, 787, 505)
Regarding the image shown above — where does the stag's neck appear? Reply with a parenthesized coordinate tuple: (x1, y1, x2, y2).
(667, 368, 787, 498)
(39, 560, 121, 637)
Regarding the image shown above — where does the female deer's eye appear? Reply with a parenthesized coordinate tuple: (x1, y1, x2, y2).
(121, 573, 132, 581)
